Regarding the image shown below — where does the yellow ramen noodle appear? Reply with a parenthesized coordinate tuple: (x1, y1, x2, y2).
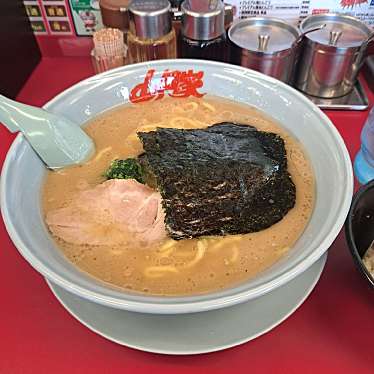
(42, 96, 315, 296)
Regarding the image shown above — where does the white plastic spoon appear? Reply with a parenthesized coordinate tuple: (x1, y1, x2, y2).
(0, 94, 95, 169)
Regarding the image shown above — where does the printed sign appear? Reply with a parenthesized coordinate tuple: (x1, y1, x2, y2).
(226, 0, 313, 25)
(44, 4, 68, 17)
(25, 3, 42, 17)
(24, 0, 74, 35)
(68, 0, 103, 36)
(24, 1, 48, 34)
(30, 20, 47, 33)
(226, 0, 374, 26)
(310, 0, 374, 26)
(48, 19, 71, 33)
(42, 1, 73, 35)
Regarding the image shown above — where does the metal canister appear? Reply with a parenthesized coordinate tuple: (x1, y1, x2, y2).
(228, 17, 301, 83)
(295, 13, 373, 98)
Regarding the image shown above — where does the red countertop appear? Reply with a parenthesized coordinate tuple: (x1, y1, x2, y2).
(0, 57, 373, 374)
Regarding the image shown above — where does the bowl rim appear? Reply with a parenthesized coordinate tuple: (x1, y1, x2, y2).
(345, 179, 374, 288)
(0, 59, 354, 313)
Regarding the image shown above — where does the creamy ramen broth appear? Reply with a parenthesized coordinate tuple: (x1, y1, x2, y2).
(42, 96, 314, 296)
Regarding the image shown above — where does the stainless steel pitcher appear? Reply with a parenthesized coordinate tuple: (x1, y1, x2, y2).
(295, 13, 373, 98)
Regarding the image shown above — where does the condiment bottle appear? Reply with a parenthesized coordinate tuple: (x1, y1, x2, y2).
(127, 0, 177, 63)
(169, 0, 184, 56)
(224, 4, 234, 31)
(99, 0, 130, 42)
(180, 0, 227, 62)
(354, 107, 374, 184)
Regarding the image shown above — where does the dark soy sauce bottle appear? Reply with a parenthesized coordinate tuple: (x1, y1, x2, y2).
(169, 0, 184, 57)
(180, 0, 228, 62)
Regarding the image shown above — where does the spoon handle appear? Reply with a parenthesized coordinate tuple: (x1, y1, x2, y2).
(0, 94, 24, 133)
(292, 24, 327, 48)
(0, 94, 95, 169)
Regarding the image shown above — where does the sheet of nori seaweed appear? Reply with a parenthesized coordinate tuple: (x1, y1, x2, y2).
(138, 122, 296, 240)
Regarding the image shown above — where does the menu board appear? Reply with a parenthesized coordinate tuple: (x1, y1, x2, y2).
(23, 0, 104, 36)
(24, 0, 74, 35)
(226, 0, 374, 27)
(24, 1, 47, 34)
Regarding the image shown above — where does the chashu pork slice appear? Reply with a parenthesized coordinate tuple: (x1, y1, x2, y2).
(46, 179, 166, 246)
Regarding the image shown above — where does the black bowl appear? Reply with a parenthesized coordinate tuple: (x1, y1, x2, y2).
(345, 179, 374, 288)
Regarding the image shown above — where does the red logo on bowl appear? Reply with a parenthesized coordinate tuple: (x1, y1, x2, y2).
(130, 69, 206, 104)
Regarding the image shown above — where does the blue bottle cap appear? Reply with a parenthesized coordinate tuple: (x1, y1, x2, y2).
(354, 150, 374, 185)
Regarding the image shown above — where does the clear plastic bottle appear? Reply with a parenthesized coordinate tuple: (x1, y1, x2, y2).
(354, 107, 374, 184)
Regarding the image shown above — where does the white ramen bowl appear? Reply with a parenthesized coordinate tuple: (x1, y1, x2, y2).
(1, 60, 352, 314)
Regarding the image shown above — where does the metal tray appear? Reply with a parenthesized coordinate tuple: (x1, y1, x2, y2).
(303, 79, 369, 111)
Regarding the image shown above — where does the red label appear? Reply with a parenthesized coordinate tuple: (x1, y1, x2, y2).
(130, 69, 206, 104)
(312, 9, 330, 15)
